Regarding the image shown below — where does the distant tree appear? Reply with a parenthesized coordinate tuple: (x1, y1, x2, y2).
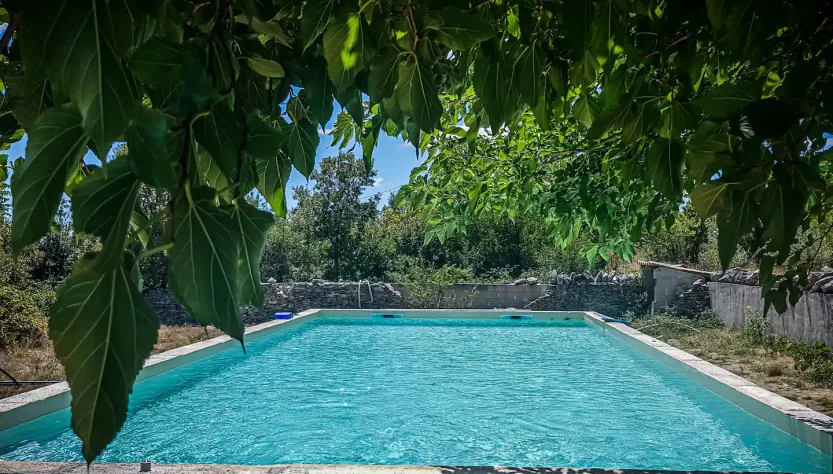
(293, 152, 380, 280)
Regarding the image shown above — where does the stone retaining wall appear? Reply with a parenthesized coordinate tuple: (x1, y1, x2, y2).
(145, 279, 648, 324)
(708, 282, 833, 347)
(522, 283, 647, 317)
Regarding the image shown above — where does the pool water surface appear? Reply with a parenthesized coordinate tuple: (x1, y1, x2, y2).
(0, 317, 830, 472)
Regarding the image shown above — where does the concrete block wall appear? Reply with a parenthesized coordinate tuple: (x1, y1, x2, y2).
(708, 282, 833, 347)
(449, 284, 551, 308)
(651, 266, 703, 309)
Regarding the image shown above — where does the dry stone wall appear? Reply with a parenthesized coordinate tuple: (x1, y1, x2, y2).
(145, 275, 648, 324)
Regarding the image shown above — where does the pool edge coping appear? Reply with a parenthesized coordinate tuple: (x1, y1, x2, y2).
(1, 308, 832, 458)
(583, 311, 833, 456)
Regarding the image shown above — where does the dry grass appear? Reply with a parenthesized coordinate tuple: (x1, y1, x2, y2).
(660, 327, 833, 416)
(0, 325, 224, 400)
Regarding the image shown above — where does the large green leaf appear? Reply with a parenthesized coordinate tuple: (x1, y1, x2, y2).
(71, 159, 141, 242)
(693, 82, 761, 119)
(302, 0, 336, 49)
(301, 60, 335, 125)
(716, 187, 758, 269)
(396, 58, 442, 134)
(256, 150, 292, 217)
(50, 252, 159, 464)
(323, 10, 372, 90)
(22, 0, 140, 155)
(572, 96, 598, 128)
(227, 202, 273, 307)
(432, 8, 495, 50)
(11, 106, 88, 252)
(245, 58, 285, 78)
(246, 115, 286, 159)
(281, 118, 319, 178)
(647, 139, 683, 199)
(764, 163, 810, 258)
(168, 186, 244, 342)
(5, 76, 54, 129)
(473, 54, 520, 133)
(691, 182, 728, 219)
(126, 108, 178, 190)
(516, 45, 547, 108)
(128, 37, 185, 88)
(193, 100, 244, 182)
(368, 49, 400, 103)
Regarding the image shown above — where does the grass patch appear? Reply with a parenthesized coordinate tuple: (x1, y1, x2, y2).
(627, 310, 833, 417)
(0, 325, 224, 399)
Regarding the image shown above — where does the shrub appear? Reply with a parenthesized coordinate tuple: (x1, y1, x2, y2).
(742, 310, 771, 346)
(390, 259, 475, 308)
(0, 286, 48, 349)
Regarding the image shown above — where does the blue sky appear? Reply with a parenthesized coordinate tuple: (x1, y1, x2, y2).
(4, 107, 424, 210)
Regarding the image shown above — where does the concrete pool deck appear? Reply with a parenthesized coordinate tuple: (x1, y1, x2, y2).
(1, 309, 832, 470)
(0, 462, 799, 474)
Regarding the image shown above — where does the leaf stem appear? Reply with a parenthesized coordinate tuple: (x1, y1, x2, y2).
(137, 242, 174, 261)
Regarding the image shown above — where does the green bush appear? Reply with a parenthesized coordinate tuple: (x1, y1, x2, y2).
(0, 285, 49, 349)
(390, 259, 475, 308)
(742, 310, 771, 346)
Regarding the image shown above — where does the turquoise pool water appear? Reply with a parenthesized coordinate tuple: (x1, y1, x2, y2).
(0, 317, 830, 471)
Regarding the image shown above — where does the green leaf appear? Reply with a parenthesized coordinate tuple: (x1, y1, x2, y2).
(5, 76, 54, 129)
(128, 37, 185, 88)
(302, 0, 336, 49)
(706, 0, 727, 29)
(716, 187, 758, 269)
(396, 58, 442, 134)
(473, 53, 520, 133)
(246, 115, 286, 159)
(647, 139, 683, 199)
(149, 53, 220, 118)
(323, 10, 372, 90)
(22, 0, 140, 155)
(245, 58, 285, 78)
(250, 18, 291, 46)
(587, 104, 628, 139)
(585, 244, 598, 267)
(256, 150, 292, 217)
(50, 252, 159, 464)
(193, 100, 244, 182)
(301, 60, 335, 125)
(71, 159, 141, 242)
(282, 119, 319, 178)
(691, 182, 728, 219)
(765, 163, 810, 258)
(169, 186, 244, 342)
(11, 106, 88, 252)
(227, 202, 273, 307)
(433, 8, 495, 50)
(335, 87, 364, 125)
(692, 82, 761, 119)
(572, 96, 598, 128)
(238, 70, 269, 111)
(126, 108, 178, 190)
(516, 45, 547, 108)
(368, 49, 400, 103)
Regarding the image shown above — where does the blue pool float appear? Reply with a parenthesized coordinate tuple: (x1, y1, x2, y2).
(274, 312, 294, 320)
(601, 316, 632, 326)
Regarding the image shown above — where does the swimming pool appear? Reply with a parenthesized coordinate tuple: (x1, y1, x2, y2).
(0, 311, 831, 472)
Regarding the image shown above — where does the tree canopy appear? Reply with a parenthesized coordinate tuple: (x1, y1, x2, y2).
(0, 0, 831, 464)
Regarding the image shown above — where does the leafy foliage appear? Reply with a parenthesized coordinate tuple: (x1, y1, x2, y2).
(0, 0, 832, 463)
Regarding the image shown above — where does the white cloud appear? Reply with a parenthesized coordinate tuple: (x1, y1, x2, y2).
(318, 128, 334, 135)
(373, 178, 384, 187)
